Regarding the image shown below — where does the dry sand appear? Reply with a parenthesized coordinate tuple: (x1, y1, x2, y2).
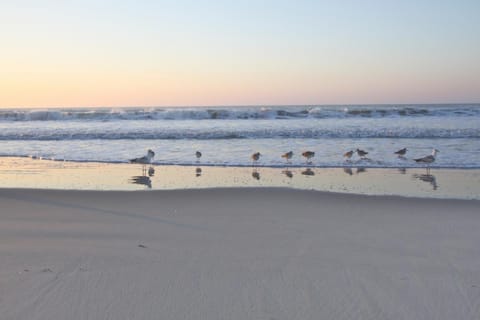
(0, 188, 479, 319)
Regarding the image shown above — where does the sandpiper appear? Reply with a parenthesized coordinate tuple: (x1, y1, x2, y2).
(343, 150, 354, 160)
(356, 149, 368, 158)
(281, 151, 293, 162)
(195, 151, 202, 161)
(302, 151, 315, 163)
(251, 152, 261, 165)
(394, 148, 407, 156)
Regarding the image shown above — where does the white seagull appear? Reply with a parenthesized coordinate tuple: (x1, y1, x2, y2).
(130, 149, 155, 165)
(414, 149, 439, 165)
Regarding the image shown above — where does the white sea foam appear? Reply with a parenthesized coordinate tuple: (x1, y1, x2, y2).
(0, 105, 478, 168)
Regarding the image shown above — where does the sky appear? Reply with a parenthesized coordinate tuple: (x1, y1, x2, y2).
(0, 0, 479, 107)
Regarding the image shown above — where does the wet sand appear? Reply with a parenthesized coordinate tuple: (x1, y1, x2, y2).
(0, 157, 479, 199)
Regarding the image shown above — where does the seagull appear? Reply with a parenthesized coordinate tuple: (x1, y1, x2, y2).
(394, 148, 407, 156)
(343, 150, 354, 160)
(251, 152, 261, 166)
(130, 149, 155, 168)
(130, 150, 155, 175)
(195, 151, 202, 161)
(356, 149, 368, 158)
(414, 149, 439, 164)
(281, 151, 293, 163)
(302, 151, 315, 163)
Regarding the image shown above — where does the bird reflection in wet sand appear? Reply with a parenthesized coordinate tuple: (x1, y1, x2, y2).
(343, 168, 353, 175)
(195, 167, 202, 177)
(148, 166, 155, 177)
(413, 171, 438, 190)
(301, 168, 315, 176)
(129, 175, 152, 189)
(252, 169, 260, 180)
(356, 167, 367, 174)
(282, 169, 293, 178)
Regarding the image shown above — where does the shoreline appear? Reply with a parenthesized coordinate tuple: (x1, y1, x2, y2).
(0, 157, 479, 199)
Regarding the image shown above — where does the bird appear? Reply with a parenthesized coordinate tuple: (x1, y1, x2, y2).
(195, 151, 202, 161)
(130, 149, 155, 165)
(252, 170, 260, 180)
(414, 149, 439, 164)
(195, 167, 202, 177)
(394, 148, 407, 156)
(281, 151, 293, 162)
(356, 149, 368, 158)
(251, 152, 261, 165)
(302, 151, 315, 163)
(343, 150, 354, 160)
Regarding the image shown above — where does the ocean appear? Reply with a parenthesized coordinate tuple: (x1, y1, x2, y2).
(0, 104, 479, 168)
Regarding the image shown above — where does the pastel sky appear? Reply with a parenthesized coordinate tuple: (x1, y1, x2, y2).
(1, 0, 479, 107)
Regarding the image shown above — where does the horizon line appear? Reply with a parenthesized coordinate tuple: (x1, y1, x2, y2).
(2, 102, 480, 109)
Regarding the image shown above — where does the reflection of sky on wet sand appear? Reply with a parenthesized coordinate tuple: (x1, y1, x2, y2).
(0, 157, 479, 199)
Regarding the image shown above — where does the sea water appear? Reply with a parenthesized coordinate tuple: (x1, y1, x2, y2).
(0, 104, 479, 168)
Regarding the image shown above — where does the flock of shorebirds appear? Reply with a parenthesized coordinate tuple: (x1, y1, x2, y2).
(129, 147, 440, 167)
(250, 148, 439, 166)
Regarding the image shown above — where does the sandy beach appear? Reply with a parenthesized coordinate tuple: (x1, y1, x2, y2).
(1, 188, 479, 319)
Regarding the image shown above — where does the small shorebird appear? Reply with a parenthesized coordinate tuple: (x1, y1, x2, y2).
(343, 150, 354, 160)
(281, 151, 293, 163)
(195, 151, 202, 161)
(252, 170, 260, 180)
(302, 151, 315, 163)
(195, 167, 202, 177)
(356, 149, 368, 159)
(251, 152, 261, 166)
(394, 148, 407, 156)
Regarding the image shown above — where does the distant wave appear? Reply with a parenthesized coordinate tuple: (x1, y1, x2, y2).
(0, 127, 478, 140)
(1, 105, 478, 121)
